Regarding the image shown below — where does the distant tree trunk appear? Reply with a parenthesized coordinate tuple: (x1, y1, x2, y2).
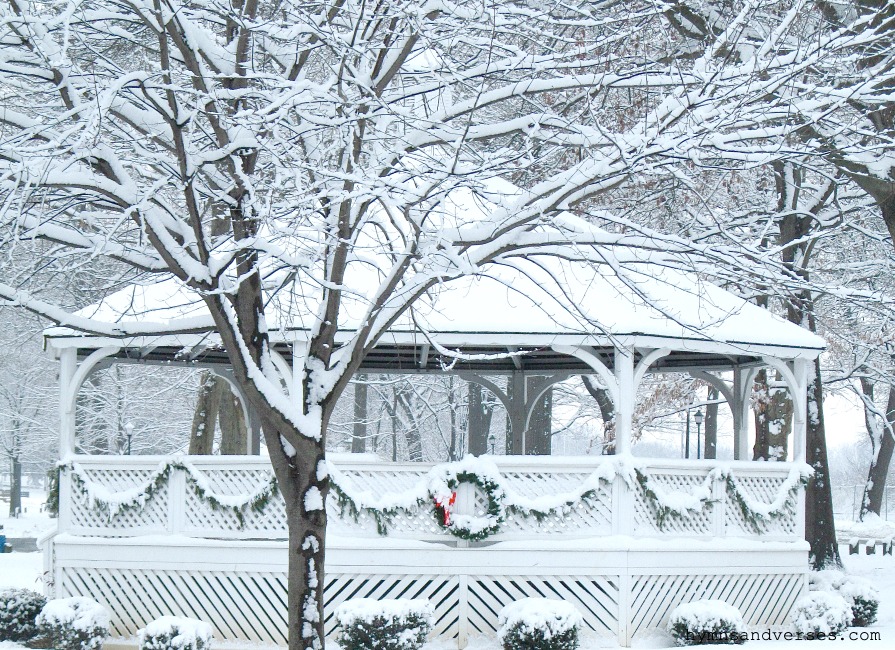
(218, 387, 248, 455)
(189, 372, 222, 455)
(396, 385, 423, 461)
(468, 382, 495, 456)
(752, 370, 792, 461)
(860, 381, 895, 519)
(9, 456, 22, 517)
(352, 376, 367, 453)
(704, 387, 718, 460)
(388, 391, 400, 462)
(582, 376, 615, 454)
(526, 386, 552, 456)
(77, 372, 110, 454)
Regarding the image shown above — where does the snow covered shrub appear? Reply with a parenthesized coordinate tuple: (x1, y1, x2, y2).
(36, 596, 110, 650)
(809, 570, 879, 627)
(837, 576, 879, 627)
(791, 592, 853, 637)
(138, 616, 213, 650)
(335, 598, 433, 650)
(667, 600, 746, 646)
(497, 598, 582, 650)
(0, 588, 46, 642)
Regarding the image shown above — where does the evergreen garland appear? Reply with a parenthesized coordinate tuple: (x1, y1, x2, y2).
(328, 479, 424, 536)
(61, 460, 278, 529)
(636, 467, 808, 533)
(722, 471, 808, 534)
(46, 465, 61, 517)
(634, 468, 717, 529)
(60, 457, 808, 541)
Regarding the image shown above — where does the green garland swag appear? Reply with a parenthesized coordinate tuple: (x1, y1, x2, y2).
(60, 457, 808, 541)
(636, 467, 807, 532)
(723, 472, 808, 534)
(61, 460, 278, 528)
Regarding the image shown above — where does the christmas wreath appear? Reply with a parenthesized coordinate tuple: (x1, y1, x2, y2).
(432, 470, 505, 541)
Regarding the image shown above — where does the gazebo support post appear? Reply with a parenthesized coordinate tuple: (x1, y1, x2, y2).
(58, 345, 121, 458)
(59, 347, 77, 459)
(733, 367, 757, 461)
(614, 348, 635, 456)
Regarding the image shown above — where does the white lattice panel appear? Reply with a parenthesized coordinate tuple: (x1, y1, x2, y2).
(628, 572, 804, 637)
(51, 535, 809, 648)
(633, 471, 714, 536)
(494, 471, 613, 536)
(468, 575, 619, 635)
(725, 473, 797, 536)
(68, 467, 169, 534)
(59, 566, 459, 645)
(60, 565, 289, 644)
(182, 467, 288, 537)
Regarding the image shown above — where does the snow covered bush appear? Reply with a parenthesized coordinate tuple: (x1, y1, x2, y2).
(497, 598, 582, 650)
(36, 596, 110, 650)
(837, 576, 879, 627)
(667, 600, 746, 646)
(809, 570, 878, 627)
(138, 616, 213, 650)
(335, 598, 433, 650)
(0, 588, 46, 642)
(791, 592, 853, 637)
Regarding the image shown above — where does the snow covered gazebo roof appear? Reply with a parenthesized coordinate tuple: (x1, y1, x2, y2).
(44, 256, 824, 375)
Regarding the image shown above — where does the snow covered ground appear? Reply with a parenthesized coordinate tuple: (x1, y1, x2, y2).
(0, 490, 53, 539)
(1, 504, 892, 648)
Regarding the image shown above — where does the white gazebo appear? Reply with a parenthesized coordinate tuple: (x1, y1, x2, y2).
(42, 259, 824, 648)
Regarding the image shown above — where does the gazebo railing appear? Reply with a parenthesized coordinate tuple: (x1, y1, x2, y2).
(57, 455, 804, 542)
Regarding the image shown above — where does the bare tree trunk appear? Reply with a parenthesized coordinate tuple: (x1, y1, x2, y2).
(704, 387, 718, 460)
(352, 376, 367, 453)
(771, 160, 840, 569)
(189, 372, 222, 455)
(526, 386, 552, 456)
(806, 359, 842, 568)
(218, 387, 248, 455)
(752, 369, 792, 461)
(9, 456, 22, 517)
(582, 376, 615, 454)
(468, 383, 495, 456)
(447, 376, 459, 460)
(860, 383, 895, 518)
(397, 385, 423, 461)
(260, 418, 327, 650)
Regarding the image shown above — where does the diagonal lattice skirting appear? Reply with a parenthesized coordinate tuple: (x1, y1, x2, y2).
(50, 537, 807, 647)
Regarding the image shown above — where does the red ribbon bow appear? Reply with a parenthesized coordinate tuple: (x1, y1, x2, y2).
(435, 491, 457, 526)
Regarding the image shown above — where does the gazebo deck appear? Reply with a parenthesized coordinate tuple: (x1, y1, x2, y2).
(46, 454, 809, 648)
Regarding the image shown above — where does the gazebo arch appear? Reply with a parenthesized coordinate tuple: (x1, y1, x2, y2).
(42, 262, 823, 648)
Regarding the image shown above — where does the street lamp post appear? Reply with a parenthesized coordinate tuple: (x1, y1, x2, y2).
(488, 433, 496, 455)
(125, 422, 134, 456)
(694, 409, 704, 460)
